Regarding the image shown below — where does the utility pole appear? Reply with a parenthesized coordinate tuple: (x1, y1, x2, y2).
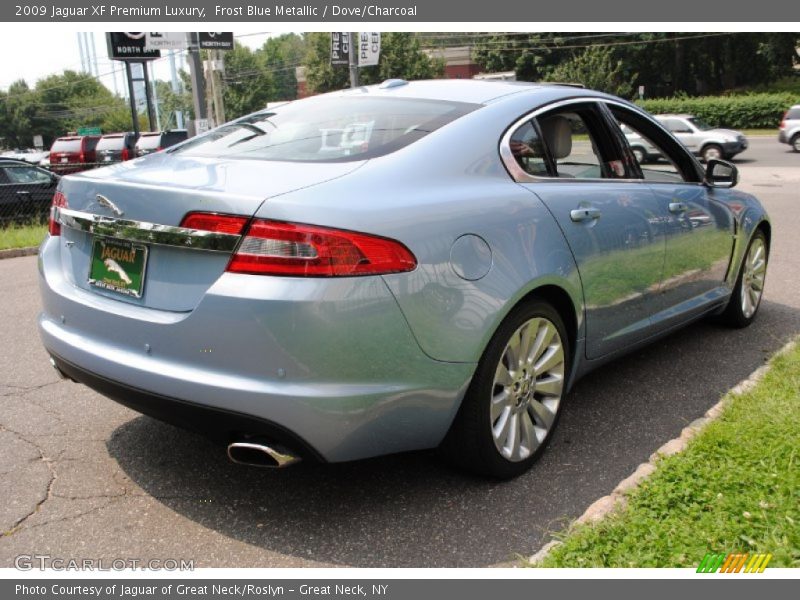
(186, 32, 208, 133)
(348, 32, 359, 88)
(211, 51, 226, 125)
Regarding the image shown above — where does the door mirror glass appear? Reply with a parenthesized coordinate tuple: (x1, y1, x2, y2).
(705, 159, 738, 189)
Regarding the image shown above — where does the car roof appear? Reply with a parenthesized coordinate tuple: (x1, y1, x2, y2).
(655, 114, 695, 119)
(0, 158, 39, 166)
(327, 78, 601, 106)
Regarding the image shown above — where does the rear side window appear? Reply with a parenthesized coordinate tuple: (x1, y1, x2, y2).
(787, 108, 800, 120)
(84, 137, 100, 151)
(97, 136, 125, 151)
(174, 96, 478, 163)
(51, 139, 81, 152)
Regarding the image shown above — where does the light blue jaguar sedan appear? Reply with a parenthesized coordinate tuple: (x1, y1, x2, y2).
(38, 80, 769, 478)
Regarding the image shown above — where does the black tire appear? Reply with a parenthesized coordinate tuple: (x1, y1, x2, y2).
(440, 299, 571, 479)
(791, 134, 800, 153)
(632, 147, 647, 165)
(701, 144, 723, 163)
(719, 230, 768, 328)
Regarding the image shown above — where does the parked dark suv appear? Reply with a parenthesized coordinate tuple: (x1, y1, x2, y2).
(134, 130, 188, 157)
(96, 132, 137, 163)
(49, 135, 100, 174)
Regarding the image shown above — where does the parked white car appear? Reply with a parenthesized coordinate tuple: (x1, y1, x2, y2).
(778, 105, 800, 152)
(656, 114, 748, 162)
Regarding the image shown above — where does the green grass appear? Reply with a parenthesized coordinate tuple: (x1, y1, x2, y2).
(538, 340, 800, 568)
(741, 129, 779, 137)
(0, 223, 47, 250)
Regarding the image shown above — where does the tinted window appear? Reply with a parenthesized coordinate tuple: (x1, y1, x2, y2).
(84, 137, 100, 151)
(137, 134, 161, 150)
(786, 108, 800, 120)
(163, 131, 187, 146)
(508, 121, 549, 176)
(3, 165, 51, 184)
(174, 96, 478, 163)
(51, 139, 81, 152)
(97, 136, 126, 151)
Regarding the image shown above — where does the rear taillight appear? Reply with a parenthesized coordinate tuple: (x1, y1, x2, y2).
(79, 152, 85, 163)
(156, 146, 163, 152)
(179, 212, 249, 235)
(49, 191, 68, 236)
(227, 220, 417, 277)
(780, 111, 788, 129)
(121, 148, 129, 161)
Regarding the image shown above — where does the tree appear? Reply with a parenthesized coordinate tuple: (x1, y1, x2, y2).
(221, 43, 274, 119)
(303, 32, 444, 94)
(548, 46, 637, 99)
(261, 33, 306, 101)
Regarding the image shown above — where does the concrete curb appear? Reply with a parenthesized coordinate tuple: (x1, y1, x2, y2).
(527, 337, 798, 566)
(0, 247, 38, 260)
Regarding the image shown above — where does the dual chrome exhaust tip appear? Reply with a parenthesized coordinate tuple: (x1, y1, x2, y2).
(226, 441, 301, 469)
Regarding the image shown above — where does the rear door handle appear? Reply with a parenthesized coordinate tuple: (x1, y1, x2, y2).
(570, 207, 602, 222)
(16, 190, 31, 196)
(669, 202, 687, 214)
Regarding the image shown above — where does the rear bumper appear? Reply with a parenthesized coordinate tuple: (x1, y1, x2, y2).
(38, 237, 475, 462)
(51, 353, 325, 460)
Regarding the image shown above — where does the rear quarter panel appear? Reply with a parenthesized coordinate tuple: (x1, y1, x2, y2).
(251, 94, 586, 364)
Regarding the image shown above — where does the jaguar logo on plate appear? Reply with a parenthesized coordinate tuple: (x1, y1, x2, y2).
(88, 237, 148, 298)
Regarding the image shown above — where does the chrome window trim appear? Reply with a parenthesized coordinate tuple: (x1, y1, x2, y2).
(499, 97, 704, 187)
(56, 207, 242, 252)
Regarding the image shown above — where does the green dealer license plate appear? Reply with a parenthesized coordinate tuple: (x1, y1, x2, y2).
(88, 237, 148, 298)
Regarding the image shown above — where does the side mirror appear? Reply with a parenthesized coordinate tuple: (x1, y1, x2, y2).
(705, 159, 738, 189)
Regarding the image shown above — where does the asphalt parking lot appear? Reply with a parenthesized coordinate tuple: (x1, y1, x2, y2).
(1, 138, 798, 568)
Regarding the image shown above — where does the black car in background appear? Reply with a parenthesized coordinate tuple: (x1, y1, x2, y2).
(96, 132, 137, 163)
(134, 130, 188, 157)
(0, 159, 59, 225)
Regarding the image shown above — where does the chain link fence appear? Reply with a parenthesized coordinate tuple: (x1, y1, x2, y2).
(0, 162, 117, 226)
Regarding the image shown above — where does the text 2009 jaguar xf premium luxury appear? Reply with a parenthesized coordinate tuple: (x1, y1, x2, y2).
(38, 80, 769, 478)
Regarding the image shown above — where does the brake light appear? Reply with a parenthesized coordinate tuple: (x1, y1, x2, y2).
(49, 191, 68, 236)
(156, 146, 163, 152)
(780, 111, 788, 129)
(180, 212, 249, 235)
(79, 151, 85, 163)
(227, 220, 417, 277)
(121, 148, 129, 161)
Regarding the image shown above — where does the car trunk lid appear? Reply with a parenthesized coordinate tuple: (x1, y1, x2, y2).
(54, 154, 365, 312)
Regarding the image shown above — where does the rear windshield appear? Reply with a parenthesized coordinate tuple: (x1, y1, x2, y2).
(137, 134, 161, 150)
(173, 96, 479, 162)
(96, 136, 126, 151)
(51, 139, 81, 153)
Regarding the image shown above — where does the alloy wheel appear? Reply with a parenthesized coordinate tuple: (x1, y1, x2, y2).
(741, 236, 767, 319)
(490, 317, 565, 462)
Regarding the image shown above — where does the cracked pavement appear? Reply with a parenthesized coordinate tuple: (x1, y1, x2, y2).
(1, 139, 799, 568)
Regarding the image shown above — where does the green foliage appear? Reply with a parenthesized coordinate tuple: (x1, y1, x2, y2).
(539, 340, 800, 568)
(548, 46, 637, 98)
(261, 33, 305, 102)
(471, 33, 799, 97)
(221, 42, 274, 119)
(304, 32, 350, 94)
(304, 32, 444, 94)
(639, 93, 799, 129)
